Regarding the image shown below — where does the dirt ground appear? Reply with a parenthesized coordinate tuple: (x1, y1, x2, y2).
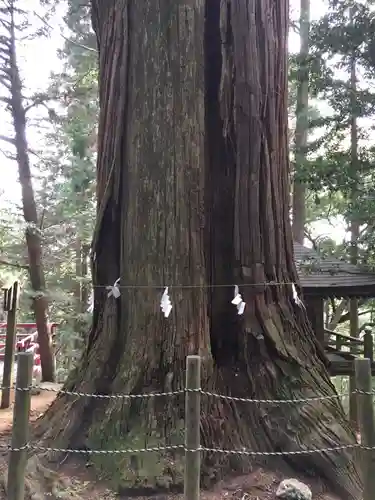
(0, 386, 57, 433)
(0, 389, 343, 499)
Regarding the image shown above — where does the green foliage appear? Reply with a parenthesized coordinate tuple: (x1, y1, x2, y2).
(36, 0, 98, 371)
(296, 0, 375, 250)
(0, 0, 98, 375)
(290, 0, 375, 345)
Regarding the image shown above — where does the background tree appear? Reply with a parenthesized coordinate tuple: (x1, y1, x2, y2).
(301, 0, 375, 318)
(32, 2, 361, 499)
(295, 0, 375, 417)
(292, 0, 310, 243)
(0, 0, 97, 370)
(34, 0, 97, 369)
(0, 0, 55, 381)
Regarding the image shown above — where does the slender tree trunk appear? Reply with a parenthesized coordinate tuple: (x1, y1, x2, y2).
(35, 2, 361, 498)
(81, 243, 90, 309)
(292, 0, 310, 244)
(6, 1, 54, 381)
(74, 238, 90, 342)
(74, 238, 90, 313)
(73, 237, 84, 345)
(348, 40, 360, 431)
(74, 237, 83, 306)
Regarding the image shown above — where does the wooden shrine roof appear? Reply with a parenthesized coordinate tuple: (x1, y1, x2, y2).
(293, 242, 375, 298)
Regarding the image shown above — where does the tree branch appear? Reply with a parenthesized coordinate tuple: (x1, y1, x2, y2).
(0, 65, 10, 76)
(0, 35, 11, 48)
(24, 95, 51, 114)
(289, 20, 300, 34)
(338, 307, 372, 324)
(0, 51, 10, 63)
(0, 134, 15, 145)
(0, 258, 28, 270)
(33, 11, 98, 53)
(0, 95, 11, 105)
(0, 147, 15, 160)
(0, 76, 11, 90)
(328, 299, 348, 330)
(0, 18, 11, 32)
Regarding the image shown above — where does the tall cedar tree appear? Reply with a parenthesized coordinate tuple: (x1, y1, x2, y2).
(0, 0, 55, 381)
(36, 2, 361, 498)
(292, 0, 310, 243)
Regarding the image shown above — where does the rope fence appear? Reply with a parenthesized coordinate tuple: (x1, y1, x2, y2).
(4, 354, 375, 500)
(3, 442, 375, 454)
(2, 383, 375, 400)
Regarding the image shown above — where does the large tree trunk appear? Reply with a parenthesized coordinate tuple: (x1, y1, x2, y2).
(4, 0, 55, 381)
(36, 1, 361, 498)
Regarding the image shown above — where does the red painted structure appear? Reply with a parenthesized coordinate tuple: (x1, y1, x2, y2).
(0, 323, 57, 367)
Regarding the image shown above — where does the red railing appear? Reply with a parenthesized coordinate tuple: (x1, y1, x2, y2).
(0, 323, 56, 366)
(0, 323, 57, 334)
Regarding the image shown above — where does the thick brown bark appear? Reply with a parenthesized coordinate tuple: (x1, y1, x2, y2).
(292, 0, 310, 244)
(36, 2, 361, 499)
(5, 1, 54, 381)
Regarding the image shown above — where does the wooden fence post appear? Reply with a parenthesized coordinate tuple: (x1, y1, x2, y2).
(7, 352, 33, 500)
(355, 358, 375, 500)
(184, 355, 201, 500)
(1, 281, 19, 409)
(364, 331, 374, 363)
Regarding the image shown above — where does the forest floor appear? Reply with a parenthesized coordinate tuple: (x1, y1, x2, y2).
(0, 388, 344, 499)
